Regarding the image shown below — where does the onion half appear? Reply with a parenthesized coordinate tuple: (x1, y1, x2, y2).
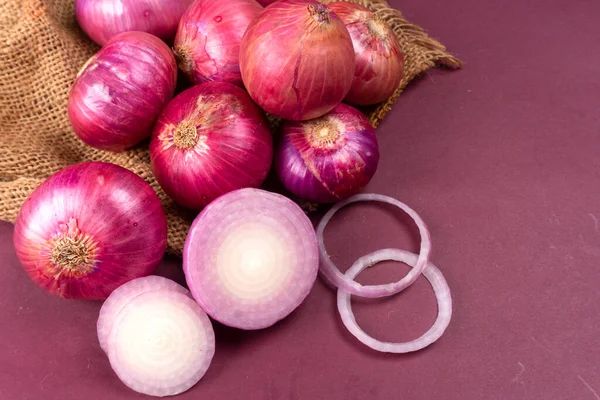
(317, 193, 431, 298)
(13, 162, 167, 300)
(68, 32, 177, 152)
(75, 0, 194, 46)
(338, 249, 452, 353)
(150, 82, 273, 210)
(274, 103, 379, 203)
(173, 0, 263, 86)
(239, 0, 355, 120)
(183, 188, 319, 330)
(328, 2, 404, 105)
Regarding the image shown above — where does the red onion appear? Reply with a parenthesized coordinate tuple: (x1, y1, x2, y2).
(150, 82, 273, 210)
(338, 249, 452, 353)
(13, 162, 167, 300)
(274, 103, 379, 203)
(107, 290, 215, 397)
(173, 0, 263, 86)
(68, 31, 177, 152)
(256, 0, 278, 5)
(183, 188, 319, 330)
(75, 0, 194, 46)
(97, 276, 191, 353)
(239, 0, 355, 120)
(328, 2, 404, 105)
(317, 193, 432, 298)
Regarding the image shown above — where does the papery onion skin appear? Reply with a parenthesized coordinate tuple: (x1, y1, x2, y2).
(328, 2, 404, 105)
(75, 0, 194, 46)
(239, 0, 355, 121)
(173, 0, 263, 86)
(150, 82, 273, 210)
(183, 188, 319, 330)
(68, 31, 177, 152)
(13, 162, 168, 300)
(274, 103, 379, 203)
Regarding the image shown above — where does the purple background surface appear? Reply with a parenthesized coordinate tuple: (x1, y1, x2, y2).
(2, 0, 600, 398)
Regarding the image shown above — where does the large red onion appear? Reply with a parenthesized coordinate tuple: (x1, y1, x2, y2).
(75, 0, 194, 46)
(173, 0, 263, 86)
(274, 103, 379, 203)
(239, 0, 355, 121)
(183, 188, 319, 330)
(13, 162, 168, 300)
(150, 82, 273, 210)
(68, 32, 177, 152)
(328, 2, 404, 105)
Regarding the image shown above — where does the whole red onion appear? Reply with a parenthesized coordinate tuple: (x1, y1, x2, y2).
(239, 0, 355, 121)
(150, 81, 273, 210)
(13, 162, 168, 300)
(75, 0, 194, 46)
(274, 103, 379, 203)
(328, 2, 404, 105)
(173, 0, 263, 86)
(68, 32, 177, 152)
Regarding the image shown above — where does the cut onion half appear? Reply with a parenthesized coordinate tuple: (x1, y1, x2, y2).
(107, 290, 215, 397)
(183, 188, 319, 330)
(317, 193, 432, 298)
(97, 276, 190, 353)
(338, 249, 452, 353)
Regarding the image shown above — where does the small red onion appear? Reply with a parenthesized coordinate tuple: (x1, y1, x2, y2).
(150, 82, 273, 210)
(107, 290, 215, 397)
(13, 162, 167, 300)
(240, 0, 355, 120)
(183, 188, 319, 330)
(338, 249, 452, 353)
(173, 0, 263, 86)
(68, 32, 177, 152)
(317, 193, 432, 298)
(75, 0, 194, 46)
(274, 103, 379, 203)
(328, 2, 404, 105)
(97, 276, 191, 353)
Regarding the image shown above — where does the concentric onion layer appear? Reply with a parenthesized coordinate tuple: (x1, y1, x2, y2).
(108, 290, 215, 397)
(174, 0, 263, 86)
(328, 2, 404, 105)
(239, 0, 355, 120)
(150, 82, 273, 210)
(338, 249, 452, 353)
(12, 162, 167, 300)
(97, 276, 191, 353)
(75, 0, 194, 46)
(68, 31, 177, 152)
(275, 103, 379, 203)
(183, 188, 319, 330)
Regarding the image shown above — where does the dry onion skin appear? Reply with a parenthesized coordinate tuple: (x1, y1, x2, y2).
(337, 248, 452, 353)
(183, 188, 319, 330)
(107, 290, 215, 397)
(317, 193, 432, 298)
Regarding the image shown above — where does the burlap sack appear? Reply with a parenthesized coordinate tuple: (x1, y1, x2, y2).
(0, 0, 461, 255)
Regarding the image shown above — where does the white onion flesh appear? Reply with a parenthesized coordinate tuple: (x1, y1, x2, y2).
(317, 193, 432, 298)
(337, 249, 452, 353)
(107, 290, 215, 397)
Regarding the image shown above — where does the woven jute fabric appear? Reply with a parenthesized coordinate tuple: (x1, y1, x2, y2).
(0, 0, 461, 255)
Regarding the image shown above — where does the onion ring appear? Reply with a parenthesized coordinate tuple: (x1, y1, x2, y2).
(337, 249, 452, 353)
(316, 193, 432, 298)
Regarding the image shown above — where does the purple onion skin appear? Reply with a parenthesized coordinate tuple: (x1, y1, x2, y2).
(150, 82, 273, 210)
(240, 0, 355, 121)
(174, 0, 263, 86)
(256, 0, 278, 5)
(13, 162, 168, 300)
(328, 2, 404, 106)
(274, 103, 379, 203)
(75, 0, 194, 46)
(68, 31, 177, 152)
